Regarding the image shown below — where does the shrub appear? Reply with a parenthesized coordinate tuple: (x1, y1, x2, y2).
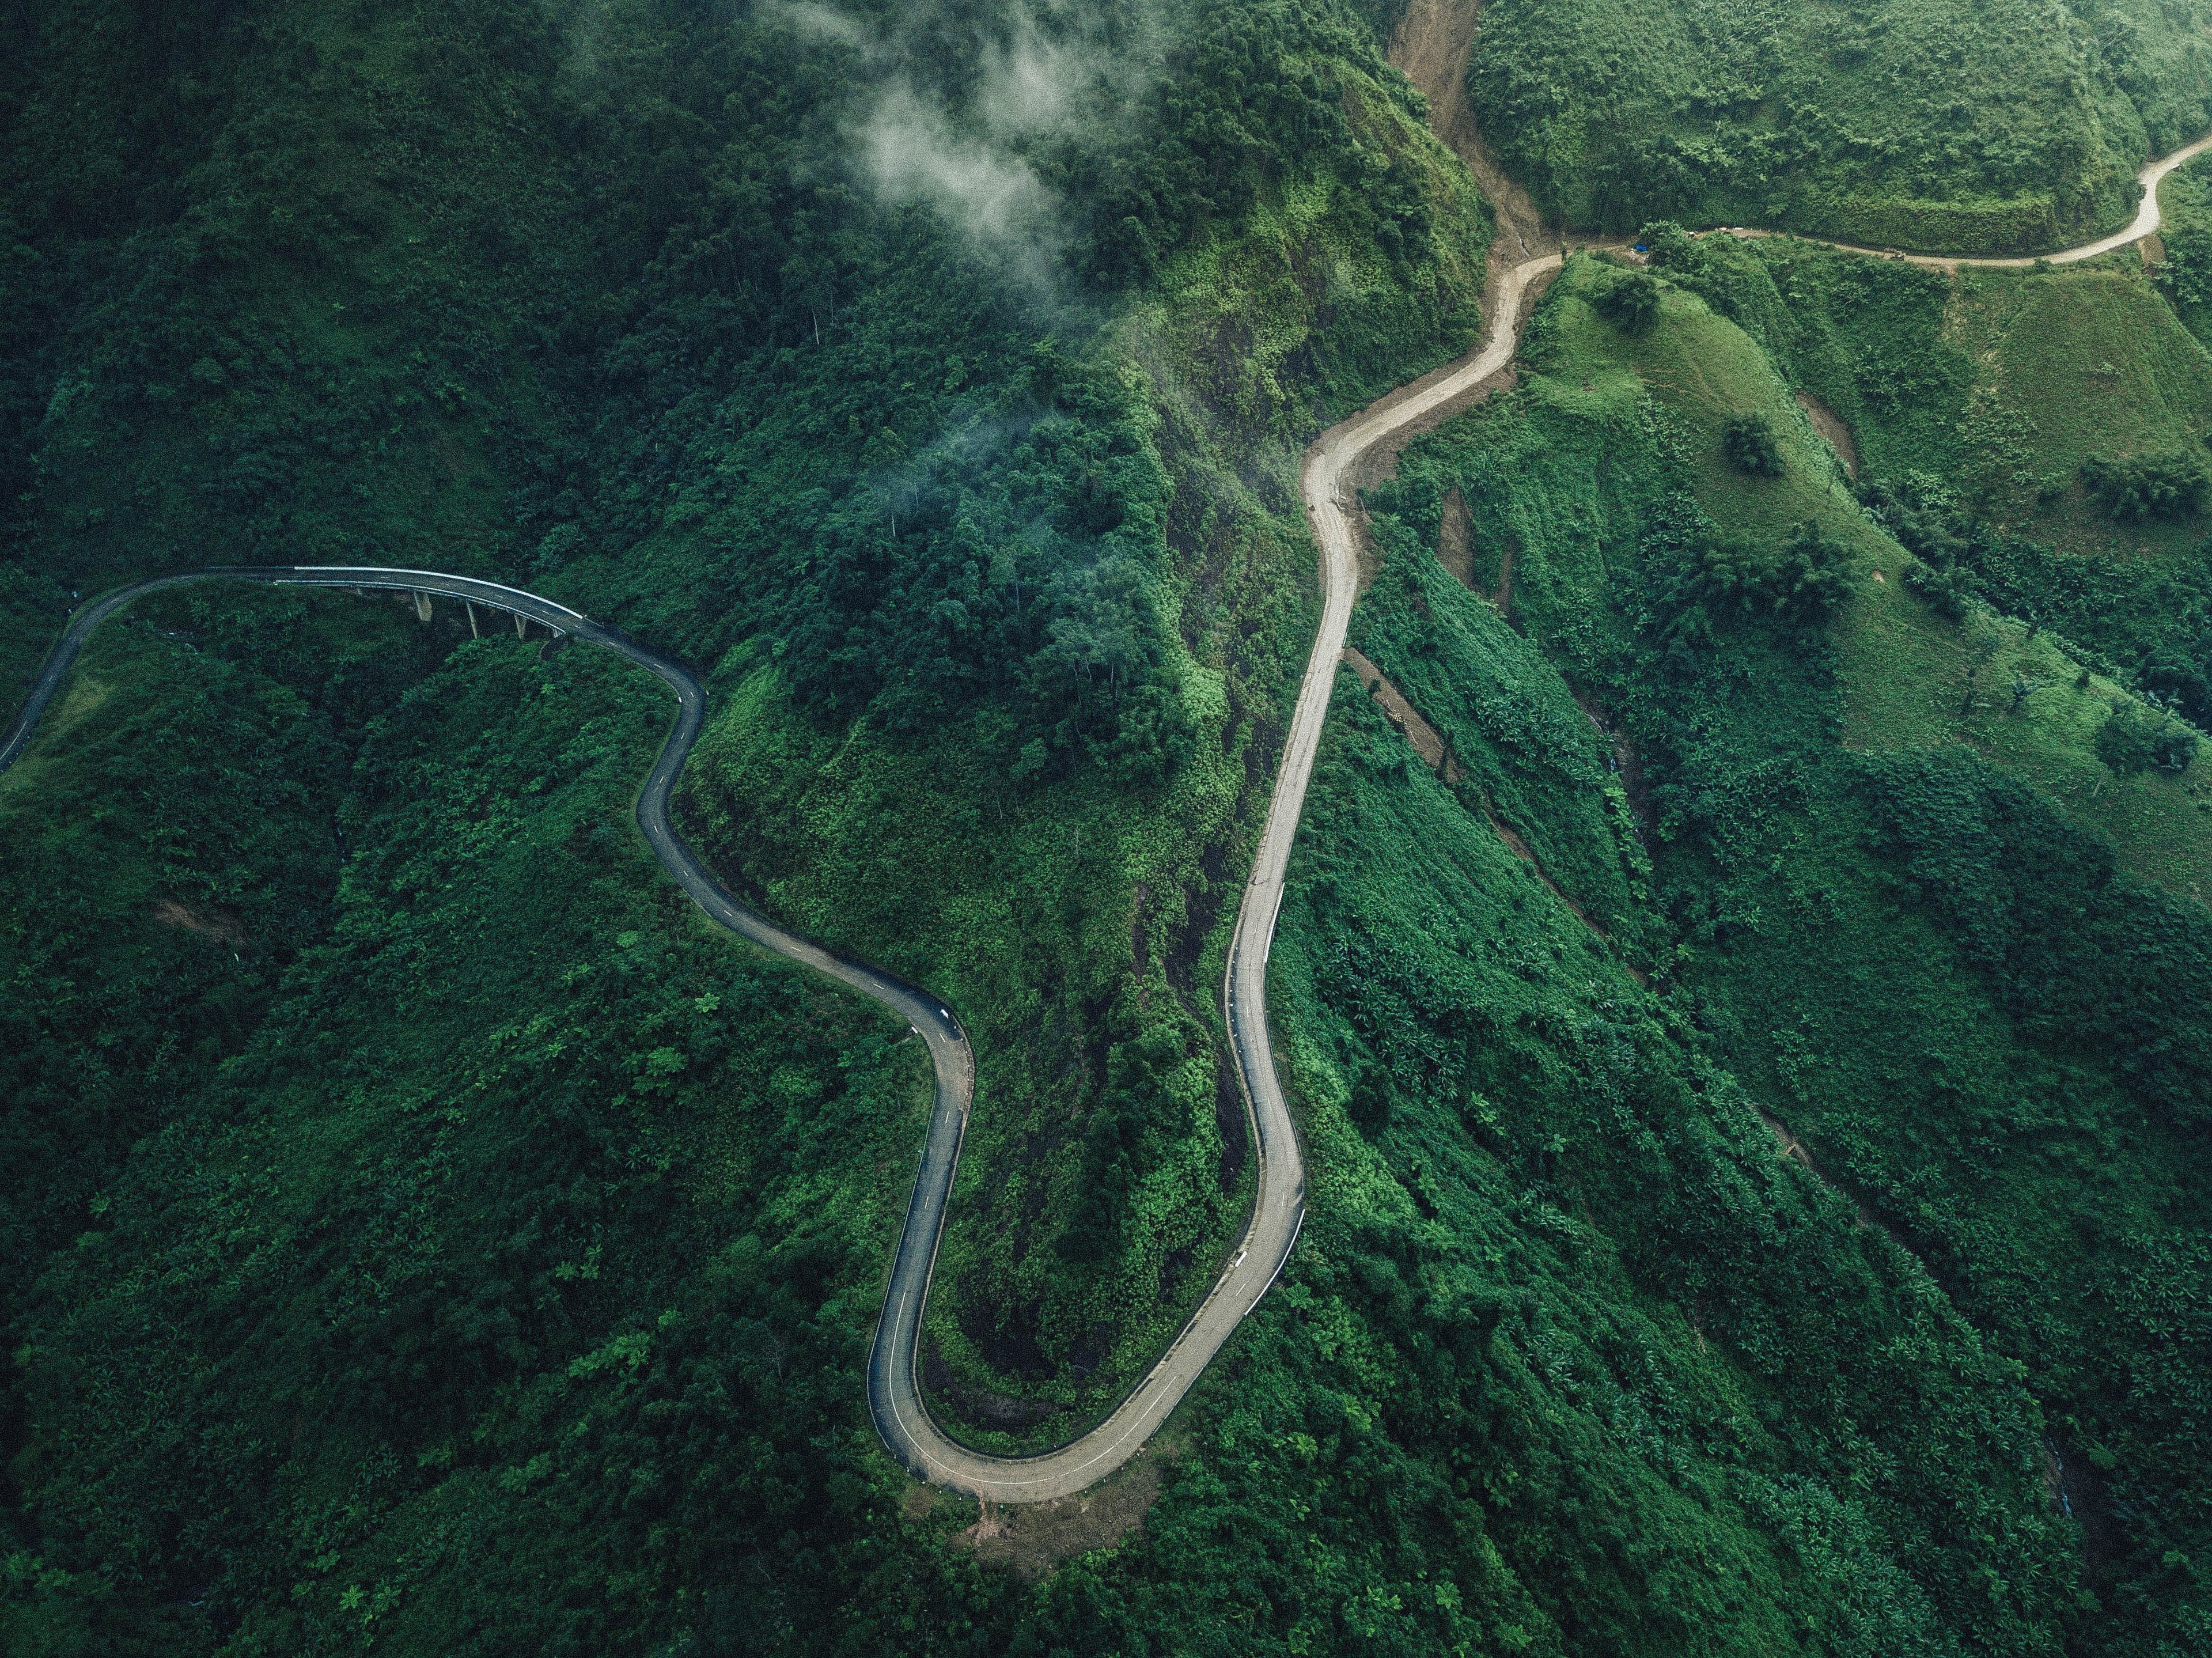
(1665, 519, 1861, 628)
(2097, 702, 2201, 774)
(1722, 412, 1783, 476)
(1861, 471, 1970, 555)
(1635, 220, 1697, 267)
(2153, 233, 2212, 313)
(1594, 270, 1662, 334)
(1902, 557, 1976, 621)
(2156, 722, 2202, 773)
(2081, 451, 2211, 522)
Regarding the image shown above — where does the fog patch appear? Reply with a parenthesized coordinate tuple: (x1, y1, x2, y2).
(767, 2, 1168, 305)
(861, 83, 1067, 294)
(757, 1, 869, 52)
(555, 0, 620, 76)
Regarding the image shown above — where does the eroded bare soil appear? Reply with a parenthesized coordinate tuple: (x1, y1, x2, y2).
(1343, 646, 1461, 777)
(1794, 390, 1859, 477)
(1388, 0, 1552, 265)
(152, 899, 249, 946)
(1435, 484, 1476, 591)
(946, 1442, 1173, 1582)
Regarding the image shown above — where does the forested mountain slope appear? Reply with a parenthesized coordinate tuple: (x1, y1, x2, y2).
(1468, 0, 2212, 251)
(1, 0, 1494, 1450)
(4, 0, 2212, 1654)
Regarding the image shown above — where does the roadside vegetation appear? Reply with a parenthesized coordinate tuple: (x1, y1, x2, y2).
(1469, 0, 2212, 251)
(652, 1, 1497, 1440)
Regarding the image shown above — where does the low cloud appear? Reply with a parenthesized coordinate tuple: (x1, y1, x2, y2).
(758, 1, 869, 52)
(861, 82, 1066, 294)
(769, 2, 1164, 303)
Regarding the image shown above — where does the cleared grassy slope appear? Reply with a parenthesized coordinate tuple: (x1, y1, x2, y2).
(1366, 259, 2212, 1651)
(1642, 231, 2212, 557)
(1559, 261, 2212, 900)
(1641, 226, 2212, 774)
(1945, 266, 2212, 559)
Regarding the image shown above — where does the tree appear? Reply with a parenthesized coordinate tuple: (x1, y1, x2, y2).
(1900, 557, 1976, 620)
(1595, 270, 1662, 334)
(1660, 519, 1861, 633)
(2081, 451, 2211, 522)
(1722, 412, 1783, 477)
(2097, 701, 2201, 774)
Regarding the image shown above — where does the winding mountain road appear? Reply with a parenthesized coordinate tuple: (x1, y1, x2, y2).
(0, 557, 1298, 1502)
(1709, 132, 2212, 269)
(0, 260, 1557, 1505)
(6, 128, 2206, 1506)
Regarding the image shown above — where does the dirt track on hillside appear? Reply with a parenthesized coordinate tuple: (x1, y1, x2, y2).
(1389, 0, 1551, 264)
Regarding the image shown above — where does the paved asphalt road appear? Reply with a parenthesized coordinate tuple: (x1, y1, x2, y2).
(5, 133, 2202, 1501)
(0, 561, 1199, 1501)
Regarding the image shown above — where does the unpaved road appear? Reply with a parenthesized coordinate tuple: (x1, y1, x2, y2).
(1387, 0, 2210, 271)
(1711, 135, 2212, 269)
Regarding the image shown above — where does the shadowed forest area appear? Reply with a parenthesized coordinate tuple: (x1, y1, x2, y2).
(3, 0, 2211, 1653)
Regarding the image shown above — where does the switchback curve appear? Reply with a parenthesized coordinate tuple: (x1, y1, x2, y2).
(9, 130, 2203, 1505)
(0, 559, 1304, 1502)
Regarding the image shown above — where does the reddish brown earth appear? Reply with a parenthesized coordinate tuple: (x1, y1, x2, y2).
(1795, 390, 1859, 477)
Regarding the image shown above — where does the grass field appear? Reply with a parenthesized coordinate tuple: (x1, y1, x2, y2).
(1645, 229, 2212, 558)
(1944, 265, 2212, 559)
(1557, 259, 2212, 900)
(1633, 226, 2212, 844)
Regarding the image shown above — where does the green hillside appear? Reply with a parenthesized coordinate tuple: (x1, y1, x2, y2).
(1470, 0, 2212, 251)
(1358, 255, 2212, 1653)
(0, 0, 1498, 1444)
(6, 0, 2212, 1654)
(1639, 224, 2212, 755)
(647, 18, 1496, 1440)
